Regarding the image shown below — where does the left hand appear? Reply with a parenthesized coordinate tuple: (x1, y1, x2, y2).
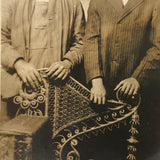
(90, 77, 107, 105)
(46, 60, 72, 80)
(114, 77, 140, 101)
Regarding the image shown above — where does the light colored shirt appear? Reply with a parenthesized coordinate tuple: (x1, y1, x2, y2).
(122, 0, 128, 6)
(29, 0, 51, 68)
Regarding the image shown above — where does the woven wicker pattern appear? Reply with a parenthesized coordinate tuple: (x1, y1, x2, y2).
(48, 77, 97, 137)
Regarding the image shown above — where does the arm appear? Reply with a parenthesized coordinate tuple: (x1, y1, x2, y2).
(115, 2, 160, 100)
(132, 2, 160, 83)
(1, 0, 24, 70)
(46, 0, 85, 80)
(84, 0, 106, 104)
(63, 0, 86, 66)
(1, 0, 41, 90)
(84, 0, 103, 83)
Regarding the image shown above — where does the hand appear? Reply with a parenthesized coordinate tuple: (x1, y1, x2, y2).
(46, 60, 72, 80)
(114, 77, 140, 101)
(90, 78, 106, 105)
(14, 60, 42, 90)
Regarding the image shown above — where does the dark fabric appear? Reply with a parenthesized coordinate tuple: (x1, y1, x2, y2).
(83, 0, 160, 159)
(84, 0, 160, 94)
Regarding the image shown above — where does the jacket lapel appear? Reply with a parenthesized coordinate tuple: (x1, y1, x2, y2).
(108, 0, 124, 14)
(118, 0, 144, 22)
(107, 0, 124, 21)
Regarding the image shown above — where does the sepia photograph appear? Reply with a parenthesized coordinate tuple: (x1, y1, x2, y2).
(0, 0, 160, 159)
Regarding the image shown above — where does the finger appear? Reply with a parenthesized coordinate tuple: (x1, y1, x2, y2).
(123, 84, 132, 101)
(21, 76, 30, 87)
(102, 96, 106, 105)
(90, 93, 94, 101)
(28, 72, 39, 89)
(124, 84, 131, 95)
(114, 80, 124, 91)
(47, 64, 59, 76)
(26, 76, 36, 90)
(119, 83, 128, 99)
(90, 89, 94, 101)
(123, 84, 131, 101)
(62, 72, 69, 80)
(50, 66, 64, 78)
(133, 85, 139, 95)
(19, 74, 28, 85)
(25, 81, 30, 87)
(33, 70, 42, 83)
(30, 73, 40, 89)
(120, 83, 128, 92)
(98, 96, 102, 105)
(128, 85, 134, 97)
(126, 85, 135, 100)
(93, 96, 98, 104)
(45, 63, 58, 72)
(33, 78, 40, 90)
(55, 70, 66, 80)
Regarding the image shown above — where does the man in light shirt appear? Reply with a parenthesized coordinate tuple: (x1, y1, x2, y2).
(1, 0, 85, 120)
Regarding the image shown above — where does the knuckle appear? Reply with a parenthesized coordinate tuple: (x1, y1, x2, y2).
(57, 64, 61, 67)
(61, 65, 64, 69)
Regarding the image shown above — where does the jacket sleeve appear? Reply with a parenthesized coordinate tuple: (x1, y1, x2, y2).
(63, 0, 85, 67)
(1, 0, 24, 70)
(83, 0, 102, 83)
(132, 2, 160, 85)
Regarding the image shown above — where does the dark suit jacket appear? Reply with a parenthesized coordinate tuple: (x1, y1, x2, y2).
(84, 0, 160, 93)
(84, 1, 160, 158)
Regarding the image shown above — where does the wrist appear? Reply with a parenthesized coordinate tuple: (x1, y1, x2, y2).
(91, 77, 104, 87)
(130, 77, 139, 83)
(14, 59, 25, 70)
(63, 59, 72, 69)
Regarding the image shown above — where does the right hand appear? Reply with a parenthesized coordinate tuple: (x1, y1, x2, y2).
(90, 77, 106, 105)
(14, 59, 42, 90)
(46, 60, 72, 80)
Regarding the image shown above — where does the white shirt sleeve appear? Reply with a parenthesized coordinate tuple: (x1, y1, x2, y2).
(122, 0, 129, 6)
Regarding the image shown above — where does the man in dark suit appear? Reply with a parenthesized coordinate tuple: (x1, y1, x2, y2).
(84, 0, 160, 159)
